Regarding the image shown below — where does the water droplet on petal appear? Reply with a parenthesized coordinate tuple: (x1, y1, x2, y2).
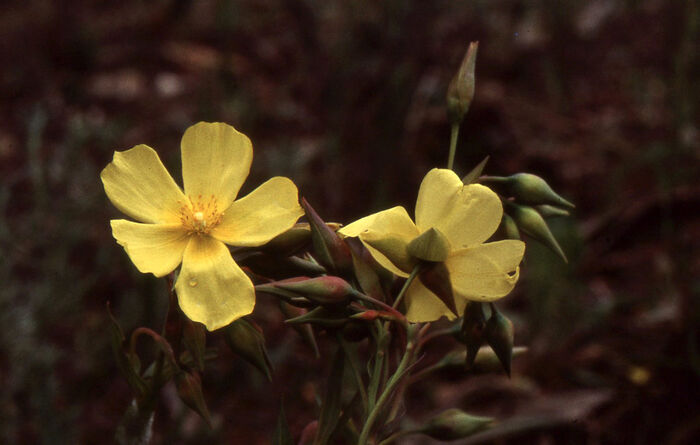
(188, 278, 198, 287)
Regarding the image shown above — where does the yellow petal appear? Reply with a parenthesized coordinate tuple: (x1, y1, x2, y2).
(338, 206, 420, 276)
(111, 220, 189, 277)
(181, 122, 253, 209)
(447, 240, 525, 301)
(415, 168, 503, 248)
(101, 145, 186, 224)
(212, 176, 303, 246)
(403, 279, 468, 323)
(175, 236, 255, 331)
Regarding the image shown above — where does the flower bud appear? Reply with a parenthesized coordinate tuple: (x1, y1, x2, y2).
(485, 305, 514, 377)
(175, 370, 212, 426)
(301, 198, 353, 276)
(498, 213, 520, 240)
(418, 262, 458, 316)
(506, 202, 568, 262)
(482, 173, 575, 209)
(223, 318, 273, 381)
(407, 228, 451, 262)
(260, 222, 342, 255)
(269, 276, 356, 306)
(419, 409, 493, 440)
(447, 42, 479, 125)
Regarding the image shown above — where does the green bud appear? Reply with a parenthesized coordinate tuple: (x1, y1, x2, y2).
(301, 198, 353, 276)
(175, 370, 212, 427)
(447, 41, 479, 125)
(223, 318, 273, 381)
(499, 213, 520, 240)
(269, 276, 356, 306)
(506, 202, 568, 263)
(419, 409, 493, 440)
(460, 302, 486, 369)
(485, 305, 515, 377)
(418, 262, 458, 316)
(535, 204, 571, 218)
(482, 173, 575, 209)
(407, 228, 451, 262)
(259, 222, 343, 255)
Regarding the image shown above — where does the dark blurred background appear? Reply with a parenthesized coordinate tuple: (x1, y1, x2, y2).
(1, 0, 698, 444)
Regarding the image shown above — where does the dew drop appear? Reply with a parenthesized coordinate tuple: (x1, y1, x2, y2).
(188, 278, 198, 287)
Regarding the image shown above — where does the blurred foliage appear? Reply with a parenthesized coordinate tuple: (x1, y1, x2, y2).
(0, 0, 698, 444)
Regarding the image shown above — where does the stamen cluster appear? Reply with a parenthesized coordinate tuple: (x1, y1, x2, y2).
(179, 194, 223, 235)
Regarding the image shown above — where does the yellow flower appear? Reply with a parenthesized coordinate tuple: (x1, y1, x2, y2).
(339, 168, 525, 322)
(101, 122, 304, 330)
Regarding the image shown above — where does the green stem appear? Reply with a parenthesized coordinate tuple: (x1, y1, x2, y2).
(367, 323, 386, 411)
(392, 265, 421, 309)
(447, 123, 460, 171)
(357, 342, 415, 445)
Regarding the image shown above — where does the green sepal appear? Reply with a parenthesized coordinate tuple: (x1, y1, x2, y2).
(223, 318, 273, 381)
(418, 262, 458, 316)
(407, 228, 450, 262)
(462, 156, 489, 185)
(460, 302, 486, 369)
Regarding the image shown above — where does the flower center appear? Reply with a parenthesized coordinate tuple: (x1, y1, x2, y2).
(179, 194, 223, 235)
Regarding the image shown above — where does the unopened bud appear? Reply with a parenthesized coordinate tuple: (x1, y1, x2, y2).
(176, 370, 212, 426)
(484, 305, 514, 377)
(270, 276, 356, 306)
(223, 318, 273, 381)
(498, 213, 520, 240)
(506, 202, 568, 263)
(260, 222, 342, 255)
(301, 198, 353, 276)
(482, 173, 575, 209)
(407, 228, 451, 262)
(419, 409, 493, 440)
(447, 42, 479, 125)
